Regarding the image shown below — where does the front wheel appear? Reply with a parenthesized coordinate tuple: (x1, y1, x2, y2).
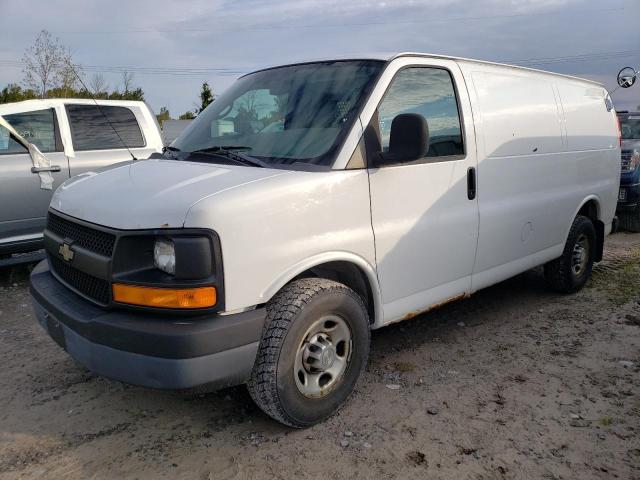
(247, 278, 370, 428)
(544, 215, 596, 293)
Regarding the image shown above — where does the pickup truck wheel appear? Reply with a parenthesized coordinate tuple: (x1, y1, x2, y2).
(544, 215, 596, 293)
(247, 278, 370, 428)
(618, 206, 640, 232)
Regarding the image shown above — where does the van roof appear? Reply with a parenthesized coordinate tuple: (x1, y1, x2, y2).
(246, 52, 604, 87)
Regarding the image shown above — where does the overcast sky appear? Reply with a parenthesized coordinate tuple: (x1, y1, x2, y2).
(1, 0, 639, 115)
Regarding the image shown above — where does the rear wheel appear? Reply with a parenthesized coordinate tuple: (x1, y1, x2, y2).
(618, 206, 640, 233)
(247, 278, 370, 428)
(544, 215, 596, 293)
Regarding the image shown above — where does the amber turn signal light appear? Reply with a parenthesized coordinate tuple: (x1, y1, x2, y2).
(112, 284, 217, 309)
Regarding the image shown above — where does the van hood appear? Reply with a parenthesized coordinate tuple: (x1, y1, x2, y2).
(50, 159, 290, 229)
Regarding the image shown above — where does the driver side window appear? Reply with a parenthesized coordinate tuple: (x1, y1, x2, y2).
(378, 67, 464, 159)
(0, 124, 28, 155)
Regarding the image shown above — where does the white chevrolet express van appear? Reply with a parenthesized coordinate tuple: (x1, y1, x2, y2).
(30, 53, 620, 427)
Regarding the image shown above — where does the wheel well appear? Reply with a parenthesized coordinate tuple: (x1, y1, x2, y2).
(577, 199, 604, 262)
(295, 261, 375, 323)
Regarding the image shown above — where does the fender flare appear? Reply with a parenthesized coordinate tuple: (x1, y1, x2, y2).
(261, 251, 384, 327)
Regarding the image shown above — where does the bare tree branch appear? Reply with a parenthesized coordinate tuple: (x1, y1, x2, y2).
(122, 71, 134, 94)
(57, 47, 83, 97)
(89, 73, 108, 95)
(22, 30, 64, 98)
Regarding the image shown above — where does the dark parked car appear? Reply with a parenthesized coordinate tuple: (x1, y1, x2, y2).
(617, 111, 640, 231)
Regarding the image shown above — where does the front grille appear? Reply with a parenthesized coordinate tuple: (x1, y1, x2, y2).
(47, 212, 116, 257)
(49, 255, 111, 305)
(621, 150, 632, 172)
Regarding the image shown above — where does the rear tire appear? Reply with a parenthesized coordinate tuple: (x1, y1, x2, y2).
(618, 206, 640, 233)
(544, 215, 596, 293)
(247, 278, 370, 428)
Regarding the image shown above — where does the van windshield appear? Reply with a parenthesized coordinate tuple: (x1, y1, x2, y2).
(171, 60, 384, 168)
(620, 115, 640, 140)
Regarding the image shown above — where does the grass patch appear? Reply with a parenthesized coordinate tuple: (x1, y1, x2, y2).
(589, 247, 640, 305)
(600, 416, 613, 426)
(393, 361, 417, 373)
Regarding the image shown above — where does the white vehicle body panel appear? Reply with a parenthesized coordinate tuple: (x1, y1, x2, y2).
(360, 57, 479, 323)
(48, 53, 620, 329)
(184, 169, 380, 316)
(456, 60, 619, 291)
(51, 160, 290, 229)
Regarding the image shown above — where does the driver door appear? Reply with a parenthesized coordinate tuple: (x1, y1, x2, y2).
(0, 108, 69, 249)
(366, 60, 479, 324)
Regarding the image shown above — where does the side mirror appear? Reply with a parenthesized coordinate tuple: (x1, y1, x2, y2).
(617, 67, 637, 89)
(378, 113, 429, 165)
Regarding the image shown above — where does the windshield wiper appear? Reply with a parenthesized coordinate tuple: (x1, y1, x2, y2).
(189, 146, 270, 168)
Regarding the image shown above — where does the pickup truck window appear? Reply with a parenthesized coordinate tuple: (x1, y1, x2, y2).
(378, 67, 464, 159)
(3, 108, 59, 153)
(172, 60, 384, 167)
(66, 105, 145, 151)
(0, 124, 28, 155)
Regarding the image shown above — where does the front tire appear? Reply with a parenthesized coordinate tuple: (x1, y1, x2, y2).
(544, 215, 596, 293)
(247, 278, 370, 428)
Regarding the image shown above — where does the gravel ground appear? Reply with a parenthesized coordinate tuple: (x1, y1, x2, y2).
(0, 233, 638, 480)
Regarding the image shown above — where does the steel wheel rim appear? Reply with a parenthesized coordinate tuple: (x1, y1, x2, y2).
(294, 314, 352, 398)
(571, 233, 589, 276)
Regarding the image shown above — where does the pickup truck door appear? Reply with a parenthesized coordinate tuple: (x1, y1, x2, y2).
(364, 59, 479, 324)
(63, 103, 158, 176)
(0, 108, 69, 249)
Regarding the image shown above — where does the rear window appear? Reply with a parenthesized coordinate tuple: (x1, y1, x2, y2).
(66, 105, 145, 151)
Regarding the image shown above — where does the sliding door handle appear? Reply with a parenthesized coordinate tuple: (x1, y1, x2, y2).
(31, 165, 61, 173)
(467, 167, 476, 200)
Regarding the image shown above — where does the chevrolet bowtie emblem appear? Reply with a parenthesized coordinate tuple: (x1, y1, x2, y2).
(59, 242, 74, 262)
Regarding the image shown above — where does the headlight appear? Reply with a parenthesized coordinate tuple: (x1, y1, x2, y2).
(154, 238, 175, 275)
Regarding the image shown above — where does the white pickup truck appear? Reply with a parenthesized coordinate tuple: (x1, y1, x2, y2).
(0, 99, 162, 264)
(29, 53, 620, 427)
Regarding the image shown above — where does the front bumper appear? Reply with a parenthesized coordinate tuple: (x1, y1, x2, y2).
(30, 260, 265, 390)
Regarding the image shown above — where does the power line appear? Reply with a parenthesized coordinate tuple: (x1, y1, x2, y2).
(1, 49, 638, 78)
(511, 49, 640, 66)
(0, 60, 247, 76)
(16, 4, 627, 35)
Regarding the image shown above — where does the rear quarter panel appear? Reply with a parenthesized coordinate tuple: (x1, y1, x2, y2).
(457, 60, 619, 290)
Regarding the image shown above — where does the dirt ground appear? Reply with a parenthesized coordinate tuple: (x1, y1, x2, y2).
(0, 233, 639, 480)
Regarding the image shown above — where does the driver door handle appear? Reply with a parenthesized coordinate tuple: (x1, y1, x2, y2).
(31, 165, 61, 173)
(467, 167, 476, 200)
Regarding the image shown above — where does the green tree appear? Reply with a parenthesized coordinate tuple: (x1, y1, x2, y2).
(199, 82, 214, 113)
(0, 83, 38, 103)
(108, 87, 145, 101)
(156, 106, 171, 126)
(179, 110, 196, 120)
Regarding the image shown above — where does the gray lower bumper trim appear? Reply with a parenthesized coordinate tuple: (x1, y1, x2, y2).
(34, 301, 259, 390)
